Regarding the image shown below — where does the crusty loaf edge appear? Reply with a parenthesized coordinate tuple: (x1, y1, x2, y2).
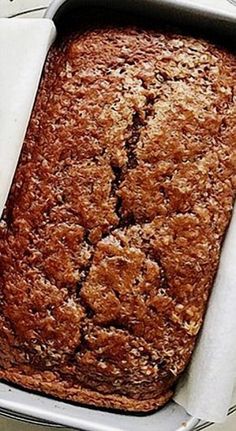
(1, 26, 235, 414)
(0, 369, 173, 412)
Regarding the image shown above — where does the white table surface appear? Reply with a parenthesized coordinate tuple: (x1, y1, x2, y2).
(0, 0, 236, 430)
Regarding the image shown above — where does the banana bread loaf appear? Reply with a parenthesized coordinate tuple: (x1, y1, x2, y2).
(0, 27, 235, 412)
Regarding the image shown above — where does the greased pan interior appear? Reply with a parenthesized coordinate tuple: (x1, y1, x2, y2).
(45, 0, 236, 46)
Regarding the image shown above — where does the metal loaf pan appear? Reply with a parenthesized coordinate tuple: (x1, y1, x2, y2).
(1, 0, 236, 429)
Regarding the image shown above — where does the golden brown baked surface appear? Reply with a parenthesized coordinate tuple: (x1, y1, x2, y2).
(0, 27, 235, 412)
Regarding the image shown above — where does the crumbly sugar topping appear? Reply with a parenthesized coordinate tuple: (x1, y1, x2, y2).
(0, 27, 235, 409)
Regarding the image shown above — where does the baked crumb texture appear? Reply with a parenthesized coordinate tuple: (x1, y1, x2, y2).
(0, 28, 235, 412)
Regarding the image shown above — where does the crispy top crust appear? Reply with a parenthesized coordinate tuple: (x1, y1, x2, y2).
(0, 28, 235, 411)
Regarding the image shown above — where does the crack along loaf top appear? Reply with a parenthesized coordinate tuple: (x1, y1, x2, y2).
(0, 27, 235, 412)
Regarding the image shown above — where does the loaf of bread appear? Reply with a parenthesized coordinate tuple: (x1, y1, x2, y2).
(0, 27, 235, 412)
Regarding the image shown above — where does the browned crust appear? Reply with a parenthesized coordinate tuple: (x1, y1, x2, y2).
(0, 27, 235, 412)
(0, 370, 173, 412)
